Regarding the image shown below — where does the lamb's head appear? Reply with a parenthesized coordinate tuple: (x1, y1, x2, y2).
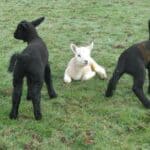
(70, 42, 93, 66)
(14, 17, 45, 42)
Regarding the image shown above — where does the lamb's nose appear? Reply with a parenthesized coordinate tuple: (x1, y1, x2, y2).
(84, 60, 88, 64)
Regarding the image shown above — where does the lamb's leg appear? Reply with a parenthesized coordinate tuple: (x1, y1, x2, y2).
(27, 77, 32, 100)
(90, 58, 107, 79)
(105, 68, 124, 97)
(132, 71, 150, 108)
(147, 66, 150, 94)
(64, 70, 72, 83)
(82, 71, 96, 81)
(9, 77, 23, 119)
(31, 82, 42, 120)
(44, 64, 57, 98)
(130, 61, 150, 108)
(105, 56, 125, 97)
(31, 72, 45, 120)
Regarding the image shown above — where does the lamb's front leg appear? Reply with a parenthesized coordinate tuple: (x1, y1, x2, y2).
(64, 71, 72, 83)
(82, 71, 96, 81)
(90, 58, 107, 79)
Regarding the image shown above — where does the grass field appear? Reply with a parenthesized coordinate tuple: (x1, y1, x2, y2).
(0, 0, 150, 149)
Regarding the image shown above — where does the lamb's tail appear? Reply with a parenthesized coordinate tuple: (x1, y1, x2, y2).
(8, 53, 19, 72)
(148, 20, 150, 40)
(8, 53, 32, 72)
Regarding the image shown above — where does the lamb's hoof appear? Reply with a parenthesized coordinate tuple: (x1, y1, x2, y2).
(148, 88, 150, 94)
(64, 79, 71, 83)
(143, 102, 150, 109)
(50, 92, 57, 99)
(105, 91, 113, 97)
(64, 76, 72, 83)
(64, 81, 71, 83)
(100, 73, 107, 80)
(9, 112, 18, 120)
(35, 113, 42, 120)
(27, 96, 32, 101)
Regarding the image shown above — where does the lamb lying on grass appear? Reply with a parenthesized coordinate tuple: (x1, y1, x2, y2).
(64, 42, 107, 83)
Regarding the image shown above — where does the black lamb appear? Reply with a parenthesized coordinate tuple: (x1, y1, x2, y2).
(8, 17, 57, 120)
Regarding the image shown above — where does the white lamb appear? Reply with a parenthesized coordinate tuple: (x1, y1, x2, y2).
(64, 42, 107, 83)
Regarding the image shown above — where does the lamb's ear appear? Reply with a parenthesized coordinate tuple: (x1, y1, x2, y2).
(87, 42, 94, 51)
(70, 43, 77, 54)
(21, 21, 29, 29)
(31, 17, 45, 27)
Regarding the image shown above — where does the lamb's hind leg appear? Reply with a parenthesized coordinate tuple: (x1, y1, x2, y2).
(31, 81, 43, 120)
(27, 77, 32, 100)
(132, 67, 150, 108)
(147, 66, 150, 94)
(82, 70, 96, 81)
(9, 76, 23, 119)
(44, 64, 57, 98)
(105, 57, 125, 97)
(105, 68, 124, 97)
(64, 70, 72, 83)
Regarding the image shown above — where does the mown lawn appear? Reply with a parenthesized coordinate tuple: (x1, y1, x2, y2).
(0, 0, 150, 149)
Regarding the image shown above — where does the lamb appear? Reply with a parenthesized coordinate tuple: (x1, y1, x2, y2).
(105, 20, 150, 108)
(64, 42, 107, 83)
(8, 17, 57, 120)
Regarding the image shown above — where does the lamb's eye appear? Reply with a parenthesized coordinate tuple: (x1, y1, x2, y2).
(78, 54, 81, 57)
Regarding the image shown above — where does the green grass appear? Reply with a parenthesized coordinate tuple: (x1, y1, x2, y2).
(0, 0, 150, 149)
